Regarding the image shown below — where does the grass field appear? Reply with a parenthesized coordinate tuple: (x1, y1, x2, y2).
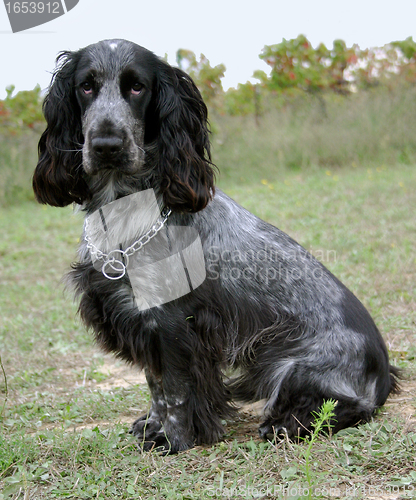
(0, 160, 415, 499)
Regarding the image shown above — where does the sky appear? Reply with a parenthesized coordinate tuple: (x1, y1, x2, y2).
(0, 0, 415, 99)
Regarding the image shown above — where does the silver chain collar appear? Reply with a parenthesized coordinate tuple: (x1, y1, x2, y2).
(84, 207, 172, 280)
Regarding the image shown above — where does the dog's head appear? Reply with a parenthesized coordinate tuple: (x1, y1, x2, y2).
(33, 39, 215, 212)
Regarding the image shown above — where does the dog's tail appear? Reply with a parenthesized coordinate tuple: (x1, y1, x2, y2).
(388, 364, 401, 395)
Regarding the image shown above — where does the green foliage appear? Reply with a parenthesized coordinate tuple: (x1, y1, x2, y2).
(176, 49, 226, 110)
(258, 35, 358, 95)
(0, 85, 44, 134)
(342, 37, 416, 90)
(179, 36, 416, 115)
(259, 35, 329, 92)
(351, 44, 412, 90)
(351, 46, 395, 89)
(1, 36, 416, 130)
(301, 400, 338, 499)
(391, 36, 416, 83)
(224, 82, 261, 116)
(392, 36, 416, 61)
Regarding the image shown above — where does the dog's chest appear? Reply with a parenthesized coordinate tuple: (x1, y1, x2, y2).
(80, 191, 205, 312)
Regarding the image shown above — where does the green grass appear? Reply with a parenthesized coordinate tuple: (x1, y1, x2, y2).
(219, 165, 416, 352)
(212, 86, 416, 182)
(1, 163, 415, 499)
(0, 131, 40, 207)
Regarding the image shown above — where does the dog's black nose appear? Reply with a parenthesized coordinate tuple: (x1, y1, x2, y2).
(91, 136, 124, 158)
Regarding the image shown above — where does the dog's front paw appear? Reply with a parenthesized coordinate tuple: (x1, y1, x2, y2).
(129, 414, 193, 454)
(129, 413, 161, 438)
(129, 414, 170, 453)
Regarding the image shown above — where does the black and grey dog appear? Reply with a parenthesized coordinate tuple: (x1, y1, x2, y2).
(33, 39, 398, 453)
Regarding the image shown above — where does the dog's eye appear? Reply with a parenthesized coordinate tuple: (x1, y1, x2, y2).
(81, 82, 93, 94)
(131, 83, 143, 95)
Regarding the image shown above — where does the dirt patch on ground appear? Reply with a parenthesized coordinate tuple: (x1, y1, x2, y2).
(89, 357, 416, 434)
(384, 378, 416, 430)
(95, 357, 146, 390)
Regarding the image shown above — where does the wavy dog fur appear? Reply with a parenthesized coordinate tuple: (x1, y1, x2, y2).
(33, 39, 399, 453)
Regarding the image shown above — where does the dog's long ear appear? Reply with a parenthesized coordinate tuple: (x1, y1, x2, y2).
(33, 50, 90, 207)
(153, 65, 216, 213)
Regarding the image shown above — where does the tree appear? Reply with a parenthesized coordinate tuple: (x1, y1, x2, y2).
(0, 85, 44, 133)
(224, 82, 261, 116)
(176, 49, 226, 111)
(349, 38, 416, 90)
(328, 39, 358, 94)
(258, 35, 359, 95)
(391, 36, 416, 84)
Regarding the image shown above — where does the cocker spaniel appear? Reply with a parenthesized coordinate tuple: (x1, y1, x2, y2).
(33, 39, 398, 454)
